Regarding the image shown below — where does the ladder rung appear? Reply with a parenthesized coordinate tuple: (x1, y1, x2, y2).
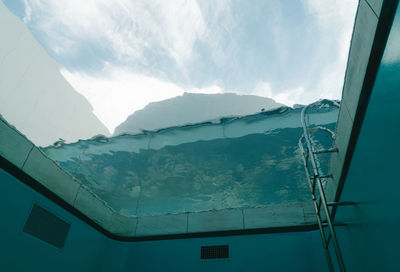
(321, 222, 347, 227)
(300, 108, 346, 272)
(313, 148, 338, 154)
(311, 174, 332, 180)
(320, 174, 333, 179)
(327, 201, 356, 207)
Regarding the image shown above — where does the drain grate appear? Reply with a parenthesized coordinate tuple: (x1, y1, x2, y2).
(201, 245, 229, 259)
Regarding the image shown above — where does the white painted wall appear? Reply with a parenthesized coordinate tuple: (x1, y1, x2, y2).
(114, 92, 283, 135)
(0, 1, 109, 147)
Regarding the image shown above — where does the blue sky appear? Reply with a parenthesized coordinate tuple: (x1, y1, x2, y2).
(2, 0, 357, 132)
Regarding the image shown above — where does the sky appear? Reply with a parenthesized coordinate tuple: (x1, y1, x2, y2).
(2, 0, 358, 133)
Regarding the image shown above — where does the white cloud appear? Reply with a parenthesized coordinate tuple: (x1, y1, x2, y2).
(303, 0, 357, 33)
(252, 82, 273, 98)
(251, 1, 357, 106)
(303, 0, 358, 100)
(253, 82, 307, 107)
(21, 0, 232, 132)
(22, 0, 32, 23)
(196, 0, 236, 67)
(23, 0, 208, 65)
(61, 65, 222, 133)
(20, 0, 358, 128)
(272, 87, 307, 106)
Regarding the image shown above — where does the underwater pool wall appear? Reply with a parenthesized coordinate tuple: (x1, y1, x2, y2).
(0, 165, 328, 271)
(0, 167, 127, 271)
(1, 0, 399, 271)
(0, 91, 330, 271)
(325, 0, 394, 203)
(0, 117, 128, 237)
(123, 231, 328, 272)
(327, 0, 400, 271)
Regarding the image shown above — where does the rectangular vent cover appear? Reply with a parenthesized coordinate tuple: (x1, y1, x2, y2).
(23, 204, 70, 249)
(201, 245, 229, 259)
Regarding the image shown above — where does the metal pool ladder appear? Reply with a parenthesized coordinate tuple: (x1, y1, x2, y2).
(298, 105, 353, 272)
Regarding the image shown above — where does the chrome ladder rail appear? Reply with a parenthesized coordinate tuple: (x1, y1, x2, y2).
(298, 105, 350, 272)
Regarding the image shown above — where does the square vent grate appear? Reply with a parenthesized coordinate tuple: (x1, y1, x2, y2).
(23, 204, 70, 249)
(201, 245, 229, 259)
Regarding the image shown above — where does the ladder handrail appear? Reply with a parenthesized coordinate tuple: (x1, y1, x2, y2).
(298, 137, 334, 271)
(299, 105, 346, 272)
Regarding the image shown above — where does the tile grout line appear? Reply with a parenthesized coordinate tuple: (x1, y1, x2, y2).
(21, 145, 34, 169)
